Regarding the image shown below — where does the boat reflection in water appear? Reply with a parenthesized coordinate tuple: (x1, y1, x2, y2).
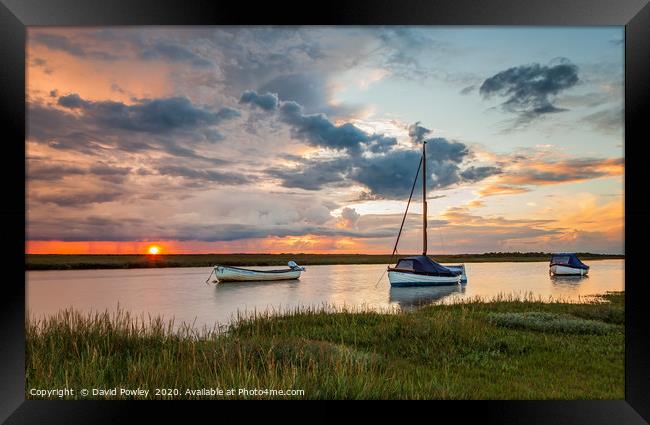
(214, 278, 299, 291)
(390, 284, 466, 309)
(550, 274, 589, 285)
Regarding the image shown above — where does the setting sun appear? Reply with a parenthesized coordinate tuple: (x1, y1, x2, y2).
(148, 246, 160, 255)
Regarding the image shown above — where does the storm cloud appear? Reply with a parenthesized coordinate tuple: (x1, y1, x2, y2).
(266, 121, 500, 198)
(240, 90, 279, 111)
(267, 157, 352, 191)
(57, 94, 240, 134)
(28, 93, 242, 163)
(240, 91, 396, 156)
(480, 59, 579, 122)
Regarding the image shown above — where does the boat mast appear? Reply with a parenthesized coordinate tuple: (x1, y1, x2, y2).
(422, 140, 427, 256)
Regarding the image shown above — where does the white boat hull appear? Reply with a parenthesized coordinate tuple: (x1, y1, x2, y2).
(444, 264, 467, 283)
(388, 270, 461, 287)
(214, 266, 301, 282)
(550, 265, 588, 276)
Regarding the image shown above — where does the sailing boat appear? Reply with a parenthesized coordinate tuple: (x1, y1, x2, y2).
(387, 140, 466, 287)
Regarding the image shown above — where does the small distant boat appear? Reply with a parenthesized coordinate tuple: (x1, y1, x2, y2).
(386, 137, 465, 287)
(209, 261, 306, 283)
(549, 253, 589, 276)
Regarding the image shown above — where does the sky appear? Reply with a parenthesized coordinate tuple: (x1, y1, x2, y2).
(25, 26, 624, 255)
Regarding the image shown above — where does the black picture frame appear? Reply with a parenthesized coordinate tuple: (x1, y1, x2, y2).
(2, 0, 649, 422)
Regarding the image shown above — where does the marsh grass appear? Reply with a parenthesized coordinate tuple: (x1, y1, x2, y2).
(26, 292, 624, 400)
(487, 312, 618, 334)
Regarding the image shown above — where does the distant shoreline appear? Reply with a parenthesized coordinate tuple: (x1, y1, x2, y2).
(25, 253, 625, 271)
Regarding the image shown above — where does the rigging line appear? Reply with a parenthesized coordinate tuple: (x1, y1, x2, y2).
(375, 156, 423, 289)
(389, 154, 423, 266)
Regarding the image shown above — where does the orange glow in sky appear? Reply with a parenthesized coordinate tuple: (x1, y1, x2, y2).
(24, 237, 387, 255)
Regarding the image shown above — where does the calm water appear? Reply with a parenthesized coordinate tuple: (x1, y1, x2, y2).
(27, 260, 624, 330)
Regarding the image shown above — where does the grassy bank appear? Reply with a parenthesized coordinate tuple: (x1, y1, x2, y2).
(26, 252, 624, 270)
(26, 292, 624, 399)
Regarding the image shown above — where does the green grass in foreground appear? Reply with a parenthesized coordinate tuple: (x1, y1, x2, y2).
(26, 252, 624, 270)
(26, 292, 624, 399)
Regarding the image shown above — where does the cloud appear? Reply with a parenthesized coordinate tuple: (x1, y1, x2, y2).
(27, 103, 102, 154)
(88, 162, 132, 183)
(365, 27, 483, 89)
(478, 184, 531, 197)
(27, 215, 396, 242)
(27, 92, 250, 204)
(258, 73, 366, 118)
(259, 74, 326, 111)
(240, 90, 279, 111)
(279, 100, 397, 156)
(459, 166, 502, 182)
(139, 40, 213, 67)
(267, 157, 352, 191)
(32, 32, 119, 60)
(240, 91, 396, 156)
(157, 165, 251, 185)
(27, 163, 86, 181)
(609, 37, 624, 46)
(30, 57, 54, 74)
(56, 94, 240, 134)
(57, 93, 90, 109)
(459, 85, 476, 95)
(408, 121, 430, 143)
(27, 159, 135, 183)
(337, 207, 361, 229)
(443, 207, 553, 227)
(503, 157, 623, 186)
(29, 93, 242, 163)
(479, 59, 579, 123)
(476, 156, 623, 197)
(265, 118, 500, 198)
(34, 190, 124, 207)
(32, 31, 216, 68)
(580, 107, 623, 135)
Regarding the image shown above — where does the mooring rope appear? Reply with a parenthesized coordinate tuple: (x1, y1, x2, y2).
(205, 267, 215, 284)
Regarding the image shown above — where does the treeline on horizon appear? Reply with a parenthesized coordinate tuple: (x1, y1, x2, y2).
(26, 252, 624, 270)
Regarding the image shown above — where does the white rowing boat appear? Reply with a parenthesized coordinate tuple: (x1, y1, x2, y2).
(207, 261, 306, 283)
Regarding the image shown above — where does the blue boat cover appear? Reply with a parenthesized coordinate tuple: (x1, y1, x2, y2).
(550, 253, 589, 270)
(394, 256, 459, 277)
